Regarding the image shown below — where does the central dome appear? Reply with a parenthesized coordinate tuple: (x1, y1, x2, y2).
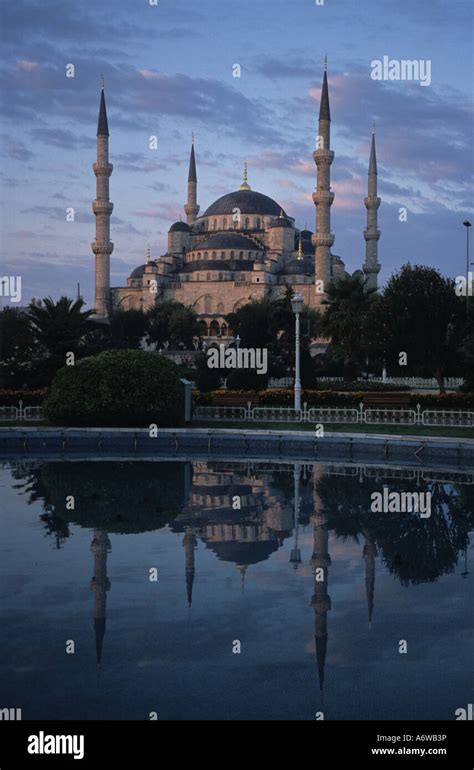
(203, 189, 286, 217)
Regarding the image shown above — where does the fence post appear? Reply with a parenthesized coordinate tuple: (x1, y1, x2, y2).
(303, 401, 307, 423)
(247, 401, 252, 421)
(18, 399, 23, 422)
(359, 401, 364, 424)
(180, 379, 192, 423)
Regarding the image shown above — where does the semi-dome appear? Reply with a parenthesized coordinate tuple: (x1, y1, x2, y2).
(190, 233, 261, 252)
(203, 189, 286, 217)
(169, 220, 190, 232)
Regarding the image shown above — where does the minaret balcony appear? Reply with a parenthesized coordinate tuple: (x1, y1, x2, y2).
(312, 190, 335, 205)
(364, 228, 381, 241)
(364, 195, 381, 209)
(363, 263, 381, 274)
(312, 233, 335, 248)
(93, 161, 113, 176)
(92, 200, 114, 215)
(313, 148, 334, 164)
(91, 240, 114, 255)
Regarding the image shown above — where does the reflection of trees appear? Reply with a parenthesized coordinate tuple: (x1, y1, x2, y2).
(316, 474, 473, 585)
(11, 461, 189, 542)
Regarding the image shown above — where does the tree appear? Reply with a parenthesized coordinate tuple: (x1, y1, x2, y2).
(0, 307, 36, 387)
(28, 296, 98, 359)
(146, 300, 199, 350)
(367, 264, 465, 393)
(109, 308, 148, 349)
(320, 273, 376, 380)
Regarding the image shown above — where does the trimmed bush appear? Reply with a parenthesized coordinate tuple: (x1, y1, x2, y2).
(44, 349, 184, 427)
(226, 368, 269, 391)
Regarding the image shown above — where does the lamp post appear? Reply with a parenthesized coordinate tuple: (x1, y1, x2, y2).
(291, 290, 303, 411)
(463, 220, 472, 318)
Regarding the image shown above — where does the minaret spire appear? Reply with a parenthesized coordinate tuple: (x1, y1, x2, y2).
(312, 61, 335, 306)
(92, 81, 113, 316)
(184, 136, 199, 224)
(363, 127, 381, 291)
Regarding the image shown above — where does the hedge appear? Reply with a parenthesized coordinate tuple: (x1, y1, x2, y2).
(0, 389, 47, 406)
(192, 388, 474, 410)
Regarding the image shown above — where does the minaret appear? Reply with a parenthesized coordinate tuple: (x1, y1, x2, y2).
(184, 135, 199, 224)
(363, 127, 381, 291)
(90, 530, 111, 668)
(310, 472, 331, 700)
(92, 79, 114, 317)
(183, 527, 197, 607)
(312, 58, 335, 305)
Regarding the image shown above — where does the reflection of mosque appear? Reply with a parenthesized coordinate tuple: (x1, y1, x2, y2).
(87, 461, 379, 699)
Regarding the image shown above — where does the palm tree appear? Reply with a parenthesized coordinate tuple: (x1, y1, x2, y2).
(321, 274, 376, 380)
(28, 296, 98, 359)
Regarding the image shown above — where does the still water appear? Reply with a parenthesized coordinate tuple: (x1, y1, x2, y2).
(0, 459, 472, 721)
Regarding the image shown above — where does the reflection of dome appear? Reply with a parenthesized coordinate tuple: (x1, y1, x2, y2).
(130, 263, 156, 279)
(190, 233, 261, 252)
(203, 189, 286, 217)
(169, 221, 190, 232)
(207, 539, 279, 565)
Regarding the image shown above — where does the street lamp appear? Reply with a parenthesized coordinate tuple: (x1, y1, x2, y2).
(463, 220, 472, 317)
(291, 290, 303, 411)
(235, 334, 240, 349)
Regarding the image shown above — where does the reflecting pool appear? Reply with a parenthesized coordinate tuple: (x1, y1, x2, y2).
(0, 459, 472, 720)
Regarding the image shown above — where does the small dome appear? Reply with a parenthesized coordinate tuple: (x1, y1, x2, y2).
(129, 262, 156, 279)
(269, 215, 292, 228)
(169, 221, 190, 232)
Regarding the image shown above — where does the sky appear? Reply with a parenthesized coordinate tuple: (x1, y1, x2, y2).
(0, 0, 473, 308)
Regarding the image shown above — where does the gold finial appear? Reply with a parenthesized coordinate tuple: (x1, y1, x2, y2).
(297, 238, 303, 260)
(239, 161, 251, 190)
(100, 74, 104, 91)
(279, 209, 284, 218)
(324, 55, 328, 72)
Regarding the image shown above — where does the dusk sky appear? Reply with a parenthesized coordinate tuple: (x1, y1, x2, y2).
(1, 0, 473, 307)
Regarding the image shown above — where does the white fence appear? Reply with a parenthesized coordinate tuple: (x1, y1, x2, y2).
(194, 402, 474, 428)
(0, 402, 44, 422)
(268, 376, 463, 390)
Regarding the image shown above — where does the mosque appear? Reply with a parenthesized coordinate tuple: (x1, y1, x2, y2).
(91, 64, 381, 339)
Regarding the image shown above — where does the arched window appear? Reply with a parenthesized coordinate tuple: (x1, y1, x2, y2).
(213, 219, 217, 230)
(256, 217, 261, 228)
(223, 218, 227, 229)
(248, 252, 252, 258)
(239, 251, 243, 258)
(197, 252, 201, 259)
(218, 272, 223, 280)
(206, 272, 211, 280)
(204, 251, 208, 258)
(205, 296, 212, 313)
(221, 323, 227, 336)
(230, 251, 234, 258)
(209, 320, 220, 337)
(221, 251, 225, 258)
(212, 251, 217, 259)
(217, 302, 224, 314)
(244, 217, 250, 229)
(198, 320, 208, 337)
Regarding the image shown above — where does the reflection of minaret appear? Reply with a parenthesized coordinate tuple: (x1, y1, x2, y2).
(310, 474, 331, 700)
(90, 530, 111, 668)
(363, 533, 377, 625)
(183, 527, 197, 607)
